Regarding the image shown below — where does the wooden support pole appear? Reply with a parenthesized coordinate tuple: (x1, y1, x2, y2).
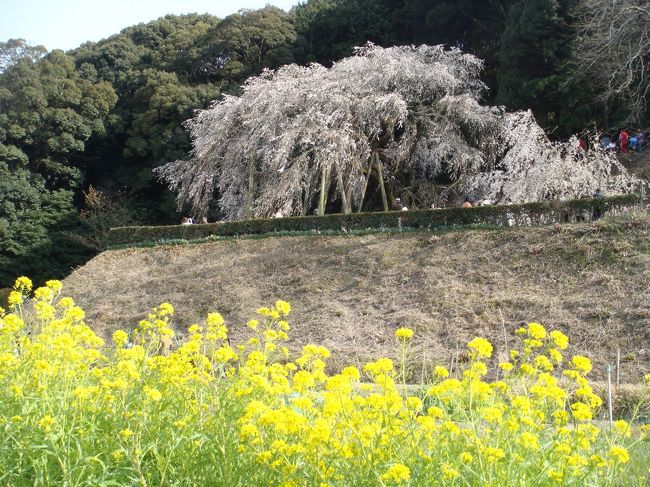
(318, 166, 329, 216)
(337, 167, 352, 214)
(607, 364, 613, 427)
(358, 156, 374, 213)
(375, 154, 389, 212)
(246, 154, 255, 220)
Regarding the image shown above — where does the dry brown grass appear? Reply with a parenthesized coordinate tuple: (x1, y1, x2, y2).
(63, 212, 650, 382)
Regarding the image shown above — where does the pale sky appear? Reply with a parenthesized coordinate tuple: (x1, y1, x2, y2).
(1, 0, 300, 51)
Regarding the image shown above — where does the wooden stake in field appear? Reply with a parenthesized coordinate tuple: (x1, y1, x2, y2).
(616, 348, 620, 387)
(607, 364, 613, 427)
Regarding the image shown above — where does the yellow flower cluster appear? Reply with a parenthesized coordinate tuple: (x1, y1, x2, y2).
(0, 277, 646, 486)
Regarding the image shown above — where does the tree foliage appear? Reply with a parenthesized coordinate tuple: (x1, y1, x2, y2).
(496, 0, 572, 127)
(293, 0, 401, 64)
(0, 38, 47, 73)
(0, 162, 83, 285)
(156, 44, 639, 220)
(570, 0, 650, 125)
(1, 2, 648, 285)
(0, 47, 116, 284)
(202, 6, 297, 80)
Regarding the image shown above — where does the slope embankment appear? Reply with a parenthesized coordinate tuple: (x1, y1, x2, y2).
(63, 212, 650, 382)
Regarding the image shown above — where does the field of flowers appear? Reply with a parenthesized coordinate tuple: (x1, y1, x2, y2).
(1, 277, 648, 486)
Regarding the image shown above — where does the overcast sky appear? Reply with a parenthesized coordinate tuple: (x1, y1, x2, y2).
(1, 0, 300, 51)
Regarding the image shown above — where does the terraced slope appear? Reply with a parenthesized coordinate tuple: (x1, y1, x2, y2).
(64, 212, 650, 382)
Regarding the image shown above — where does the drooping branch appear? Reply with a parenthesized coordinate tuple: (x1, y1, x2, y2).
(569, 0, 650, 123)
(156, 43, 641, 219)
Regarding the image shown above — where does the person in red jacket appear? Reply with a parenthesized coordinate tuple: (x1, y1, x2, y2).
(618, 129, 629, 153)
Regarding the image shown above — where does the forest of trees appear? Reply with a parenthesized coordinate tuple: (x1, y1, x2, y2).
(1, 0, 648, 285)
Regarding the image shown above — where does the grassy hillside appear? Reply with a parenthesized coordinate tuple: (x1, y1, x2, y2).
(63, 211, 650, 382)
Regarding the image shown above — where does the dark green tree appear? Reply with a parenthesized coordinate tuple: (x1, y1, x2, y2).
(0, 160, 84, 286)
(201, 7, 297, 81)
(293, 0, 402, 64)
(0, 51, 117, 190)
(396, 0, 514, 99)
(0, 47, 116, 285)
(496, 0, 579, 133)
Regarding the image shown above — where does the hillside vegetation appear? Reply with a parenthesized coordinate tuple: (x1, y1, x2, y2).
(2, 0, 648, 285)
(63, 212, 650, 382)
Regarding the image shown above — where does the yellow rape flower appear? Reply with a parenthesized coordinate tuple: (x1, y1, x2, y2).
(527, 322, 546, 340)
(550, 330, 569, 350)
(534, 354, 554, 371)
(395, 327, 414, 340)
(213, 346, 239, 363)
(38, 415, 56, 433)
(275, 300, 291, 316)
(13, 276, 32, 292)
(427, 406, 444, 418)
(45, 280, 63, 292)
(609, 446, 629, 464)
(433, 365, 449, 378)
(57, 296, 75, 308)
(567, 453, 589, 468)
(548, 348, 563, 364)
(483, 447, 505, 462)
(405, 396, 422, 411)
(112, 330, 129, 347)
(467, 337, 493, 359)
(464, 361, 488, 378)
(156, 303, 174, 317)
(33, 286, 54, 301)
(517, 432, 540, 450)
(459, 451, 473, 464)
(511, 395, 531, 412)
(552, 409, 569, 426)
(341, 366, 360, 381)
(590, 454, 606, 468)
(206, 312, 224, 327)
(381, 464, 410, 483)
(143, 386, 162, 402)
(498, 362, 513, 372)
(480, 406, 503, 424)
(7, 291, 23, 308)
(571, 355, 592, 374)
(613, 420, 631, 438)
(440, 463, 460, 480)
(520, 363, 536, 375)
(120, 428, 134, 439)
(292, 370, 315, 392)
(570, 402, 592, 421)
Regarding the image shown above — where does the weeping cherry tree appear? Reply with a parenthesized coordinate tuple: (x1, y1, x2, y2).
(156, 44, 641, 220)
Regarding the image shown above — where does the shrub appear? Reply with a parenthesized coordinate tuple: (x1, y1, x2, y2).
(106, 195, 642, 247)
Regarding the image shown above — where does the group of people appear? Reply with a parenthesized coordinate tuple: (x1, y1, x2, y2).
(460, 196, 492, 208)
(180, 216, 208, 225)
(598, 129, 647, 154)
(393, 196, 491, 210)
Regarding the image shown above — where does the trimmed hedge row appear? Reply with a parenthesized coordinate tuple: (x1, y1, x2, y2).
(107, 194, 642, 247)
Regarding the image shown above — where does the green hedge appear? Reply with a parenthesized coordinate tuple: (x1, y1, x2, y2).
(107, 194, 642, 247)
